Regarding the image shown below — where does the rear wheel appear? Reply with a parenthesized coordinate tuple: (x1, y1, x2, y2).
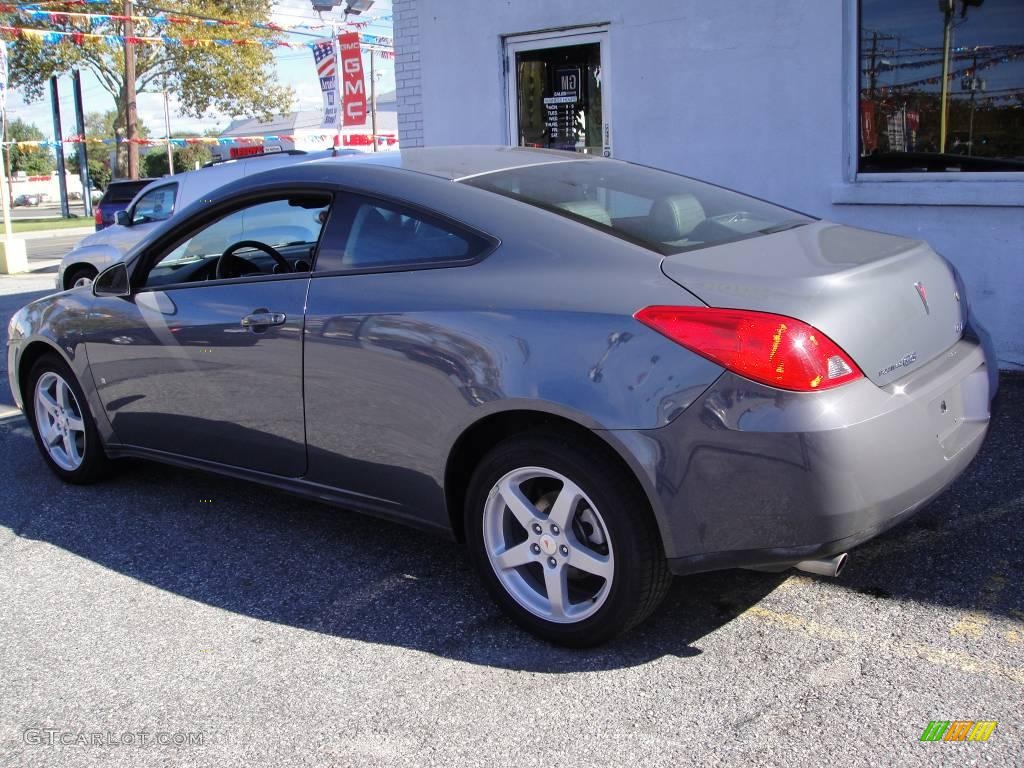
(65, 265, 97, 290)
(464, 432, 672, 646)
(26, 354, 110, 484)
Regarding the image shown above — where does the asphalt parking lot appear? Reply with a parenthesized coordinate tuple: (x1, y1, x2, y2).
(0, 271, 1021, 767)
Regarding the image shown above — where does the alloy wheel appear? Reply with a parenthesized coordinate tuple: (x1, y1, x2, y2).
(483, 466, 615, 623)
(34, 371, 87, 471)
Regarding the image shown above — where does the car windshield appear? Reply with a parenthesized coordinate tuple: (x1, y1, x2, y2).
(103, 182, 150, 204)
(461, 160, 813, 255)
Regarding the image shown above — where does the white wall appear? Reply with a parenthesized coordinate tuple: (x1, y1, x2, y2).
(396, 0, 1024, 368)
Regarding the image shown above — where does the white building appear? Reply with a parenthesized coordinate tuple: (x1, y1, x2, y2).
(9, 171, 85, 203)
(393, 0, 1024, 368)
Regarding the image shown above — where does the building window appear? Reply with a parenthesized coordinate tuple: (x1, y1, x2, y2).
(859, 0, 1024, 173)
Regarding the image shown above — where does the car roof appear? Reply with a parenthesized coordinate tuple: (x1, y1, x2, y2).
(302, 145, 600, 181)
(125, 149, 353, 210)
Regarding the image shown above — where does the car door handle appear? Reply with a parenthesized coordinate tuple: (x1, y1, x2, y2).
(240, 311, 287, 328)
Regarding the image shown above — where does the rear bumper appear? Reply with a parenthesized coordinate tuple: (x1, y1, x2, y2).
(615, 335, 993, 575)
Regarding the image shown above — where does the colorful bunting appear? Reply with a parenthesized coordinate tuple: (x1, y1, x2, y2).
(0, 5, 393, 36)
(3, 132, 399, 149)
(0, 24, 392, 50)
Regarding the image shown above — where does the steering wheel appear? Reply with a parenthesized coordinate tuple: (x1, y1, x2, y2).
(215, 240, 292, 280)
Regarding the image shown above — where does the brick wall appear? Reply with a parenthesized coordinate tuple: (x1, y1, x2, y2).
(393, 0, 423, 147)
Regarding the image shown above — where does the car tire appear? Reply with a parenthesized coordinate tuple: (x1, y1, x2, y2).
(65, 265, 98, 290)
(464, 430, 672, 647)
(26, 353, 111, 484)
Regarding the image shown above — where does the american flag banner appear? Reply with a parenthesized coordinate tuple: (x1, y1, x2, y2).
(312, 39, 340, 129)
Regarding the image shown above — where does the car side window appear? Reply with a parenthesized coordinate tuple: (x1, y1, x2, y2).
(131, 184, 177, 225)
(317, 197, 490, 272)
(140, 195, 331, 289)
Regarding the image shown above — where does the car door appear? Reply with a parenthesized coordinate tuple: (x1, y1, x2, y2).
(302, 193, 496, 520)
(84, 192, 333, 477)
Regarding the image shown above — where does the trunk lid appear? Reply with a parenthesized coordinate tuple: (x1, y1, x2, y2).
(660, 222, 965, 386)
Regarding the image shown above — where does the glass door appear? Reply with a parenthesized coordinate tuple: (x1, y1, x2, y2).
(506, 29, 611, 156)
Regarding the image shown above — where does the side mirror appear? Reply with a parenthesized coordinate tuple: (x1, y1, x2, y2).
(93, 262, 131, 298)
(114, 210, 131, 227)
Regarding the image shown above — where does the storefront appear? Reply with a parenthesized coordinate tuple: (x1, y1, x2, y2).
(392, 0, 1023, 367)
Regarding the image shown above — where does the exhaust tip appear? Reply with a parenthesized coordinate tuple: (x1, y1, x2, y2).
(795, 553, 848, 578)
(833, 552, 849, 577)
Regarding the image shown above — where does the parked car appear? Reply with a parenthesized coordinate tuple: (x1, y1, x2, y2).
(94, 179, 154, 231)
(8, 147, 997, 646)
(14, 194, 41, 207)
(59, 149, 358, 290)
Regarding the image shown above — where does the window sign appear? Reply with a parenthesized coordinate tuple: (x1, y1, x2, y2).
(515, 42, 603, 154)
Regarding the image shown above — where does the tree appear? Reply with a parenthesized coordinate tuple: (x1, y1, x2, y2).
(5, 118, 57, 175)
(142, 143, 213, 177)
(82, 109, 149, 177)
(9, 0, 294, 177)
(66, 153, 112, 191)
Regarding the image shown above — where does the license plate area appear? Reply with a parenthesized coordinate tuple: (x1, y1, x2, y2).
(930, 384, 964, 444)
(931, 366, 989, 458)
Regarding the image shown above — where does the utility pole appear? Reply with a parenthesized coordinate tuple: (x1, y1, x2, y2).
(72, 69, 92, 217)
(49, 76, 70, 218)
(369, 48, 377, 151)
(938, 0, 954, 154)
(123, 0, 139, 178)
(0, 110, 11, 240)
(965, 53, 984, 156)
(2, 107, 13, 207)
(333, 20, 343, 151)
(868, 30, 879, 96)
(163, 85, 174, 174)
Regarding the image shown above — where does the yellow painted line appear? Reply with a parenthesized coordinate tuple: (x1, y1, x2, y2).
(771, 574, 815, 593)
(1006, 630, 1022, 645)
(741, 605, 1024, 686)
(950, 565, 1007, 639)
(951, 611, 988, 638)
(910, 644, 1024, 686)
(744, 605, 852, 643)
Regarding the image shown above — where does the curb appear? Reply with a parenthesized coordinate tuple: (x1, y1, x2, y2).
(13, 226, 94, 241)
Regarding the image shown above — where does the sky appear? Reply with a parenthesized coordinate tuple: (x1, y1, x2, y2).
(862, 0, 1024, 95)
(3, 0, 395, 141)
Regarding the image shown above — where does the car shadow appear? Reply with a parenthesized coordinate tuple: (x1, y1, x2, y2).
(0, 374, 1020, 672)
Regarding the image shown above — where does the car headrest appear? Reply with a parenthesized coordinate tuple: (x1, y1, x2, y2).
(556, 201, 612, 227)
(649, 194, 706, 242)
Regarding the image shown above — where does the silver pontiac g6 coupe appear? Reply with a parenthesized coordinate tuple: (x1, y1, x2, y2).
(7, 147, 996, 646)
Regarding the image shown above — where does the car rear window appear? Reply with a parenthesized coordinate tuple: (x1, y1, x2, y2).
(461, 160, 813, 255)
(101, 181, 151, 205)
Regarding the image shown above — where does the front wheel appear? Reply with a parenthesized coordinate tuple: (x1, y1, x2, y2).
(65, 265, 98, 290)
(26, 354, 110, 484)
(464, 432, 672, 646)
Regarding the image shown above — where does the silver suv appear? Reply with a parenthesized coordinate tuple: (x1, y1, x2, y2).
(57, 150, 358, 290)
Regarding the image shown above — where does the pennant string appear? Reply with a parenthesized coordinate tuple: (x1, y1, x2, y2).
(3, 133, 399, 149)
(0, 24, 393, 49)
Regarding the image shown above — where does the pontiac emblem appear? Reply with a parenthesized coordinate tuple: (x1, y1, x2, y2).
(914, 282, 929, 314)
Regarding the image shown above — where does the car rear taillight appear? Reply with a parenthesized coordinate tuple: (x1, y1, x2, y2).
(634, 306, 863, 392)
(94, 207, 103, 228)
